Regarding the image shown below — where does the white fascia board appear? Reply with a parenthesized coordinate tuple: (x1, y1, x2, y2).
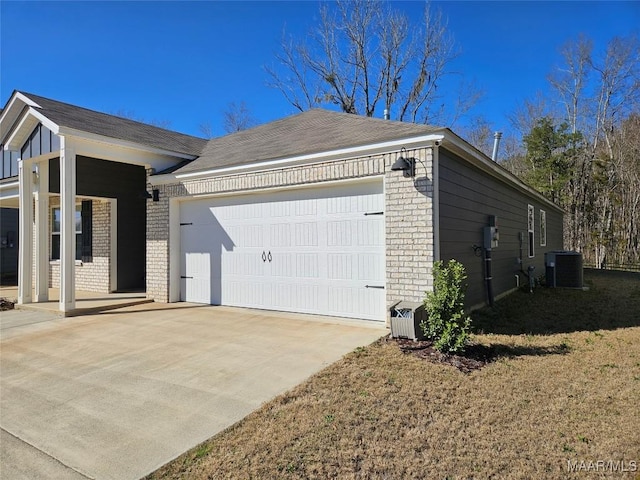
(14, 92, 42, 108)
(0, 92, 42, 124)
(4, 108, 59, 150)
(440, 131, 564, 213)
(0, 180, 20, 190)
(57, 126, 198, 161)
(150, 133, 445, 185)
(28, 108, 59, 133)
(1, 93, 43, 146)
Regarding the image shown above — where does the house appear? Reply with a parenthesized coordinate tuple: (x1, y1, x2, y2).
(0, 91, 564, 321)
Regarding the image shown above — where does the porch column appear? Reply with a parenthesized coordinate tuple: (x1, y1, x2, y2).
(35, 160, 50, 302)
(59, 137, 76, 312)
(17, 158, 34, 304)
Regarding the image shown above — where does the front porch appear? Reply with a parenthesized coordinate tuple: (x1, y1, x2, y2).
(0, 286, 152, 317)
(1, 91, 206, 315)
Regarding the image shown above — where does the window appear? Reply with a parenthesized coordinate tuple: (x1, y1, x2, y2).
(51, 201, 92, 261)
(540, 210, 547, 247)
(527, 204, 535, 258)
(1, 145, 19, 179)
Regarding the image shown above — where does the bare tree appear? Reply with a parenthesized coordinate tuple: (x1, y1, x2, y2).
(547, 35, 593, 135)
(508, 92, 554, 138)
(198, 121, 215, 139)
(587, 35, 640, 267)
(266, 0, 480, 126)
(222, 101, 257, 134)
(199, 101, 257, 138)
(458, 115, 498, 157)
(510, 34, 640, 267)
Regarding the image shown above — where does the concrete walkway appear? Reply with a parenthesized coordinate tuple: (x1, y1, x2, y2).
(0, 303, 386, 480)
(0, 286, 152, 317)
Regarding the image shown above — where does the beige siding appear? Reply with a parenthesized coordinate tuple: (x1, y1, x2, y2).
(438, 150, 564, 308)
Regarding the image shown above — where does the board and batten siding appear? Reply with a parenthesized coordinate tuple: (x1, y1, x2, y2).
(438, 149, 564, 308)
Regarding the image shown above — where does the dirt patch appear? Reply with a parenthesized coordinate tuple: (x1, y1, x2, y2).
(392, 336, 489, 373)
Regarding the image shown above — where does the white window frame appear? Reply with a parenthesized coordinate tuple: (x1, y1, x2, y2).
(540, 210, 547, 247)
(51, 205, 82, 261)
(527, 204, 535, 258)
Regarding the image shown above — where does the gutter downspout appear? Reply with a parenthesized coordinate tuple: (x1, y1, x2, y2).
(432, 140, 441, 263)
(484, 247, 494, 307)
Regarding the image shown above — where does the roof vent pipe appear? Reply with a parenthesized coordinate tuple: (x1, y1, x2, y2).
(384, 108, 390, 120)
(491, 131, 503, 162)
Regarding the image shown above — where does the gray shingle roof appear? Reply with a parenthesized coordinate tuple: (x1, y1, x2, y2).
(175, 109, 444, 174)
(20, 92, 207, 157)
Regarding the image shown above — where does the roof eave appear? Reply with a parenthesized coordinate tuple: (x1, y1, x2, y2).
(3, 107, 59, 150)
(439, 130, 565, 213)
(57, 126, 200, 161)
(149, 132, 446, 185)
(1, 92, 44, 145)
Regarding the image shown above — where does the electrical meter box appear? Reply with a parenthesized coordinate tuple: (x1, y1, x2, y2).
(483, 215, 499, 249)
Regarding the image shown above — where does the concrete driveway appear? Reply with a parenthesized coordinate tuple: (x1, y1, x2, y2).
(0, 303, 385, 480)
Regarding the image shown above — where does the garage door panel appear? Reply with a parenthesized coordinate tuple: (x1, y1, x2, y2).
(296, 254, 320, 278)
(181, 181, 386, 321)
(358, 253, 384, 281)
(293, 283, 322, 312)
(224, 252, 265, 276)
(357, 217, 385, 246)
(269, 223, 292, 247)
(327, 220, 352, 246)
(326, 253, 382, 282)
(327, 254, 353, 280)
(226, 225, 263, 248)
(295, 199, 318, 216)
(294, 223, 318, 246)
(328, 287, 354, 315)
(270, 253, 295, 277)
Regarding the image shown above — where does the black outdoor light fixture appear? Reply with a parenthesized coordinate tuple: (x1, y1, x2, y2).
(391, 147, 416, 177)
(143, 189, 160, 201)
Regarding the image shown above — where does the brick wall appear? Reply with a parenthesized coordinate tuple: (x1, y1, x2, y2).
(146, 166, 169, 302)
(147, 150, 435, 308)
(384, 147, 435, 303)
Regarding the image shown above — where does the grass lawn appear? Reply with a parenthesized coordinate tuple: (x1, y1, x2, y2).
(147, 269, 640, 479)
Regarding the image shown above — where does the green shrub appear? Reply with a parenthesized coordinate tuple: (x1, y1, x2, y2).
(420, 259, 472, 353)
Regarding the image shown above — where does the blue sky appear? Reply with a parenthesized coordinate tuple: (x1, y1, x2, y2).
(1, 1, 638, 139)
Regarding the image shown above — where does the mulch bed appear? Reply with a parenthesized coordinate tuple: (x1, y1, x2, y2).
(390, 336, 496, 373)
(0, 298, 15, 311)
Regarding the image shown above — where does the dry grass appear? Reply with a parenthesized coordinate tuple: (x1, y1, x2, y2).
(147, 270, 640, 480)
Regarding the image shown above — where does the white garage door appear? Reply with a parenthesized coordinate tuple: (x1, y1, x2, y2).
(179, 181, 386, 321)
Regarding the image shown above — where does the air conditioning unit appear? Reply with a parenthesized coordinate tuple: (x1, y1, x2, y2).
(545, 251, 583, 288)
